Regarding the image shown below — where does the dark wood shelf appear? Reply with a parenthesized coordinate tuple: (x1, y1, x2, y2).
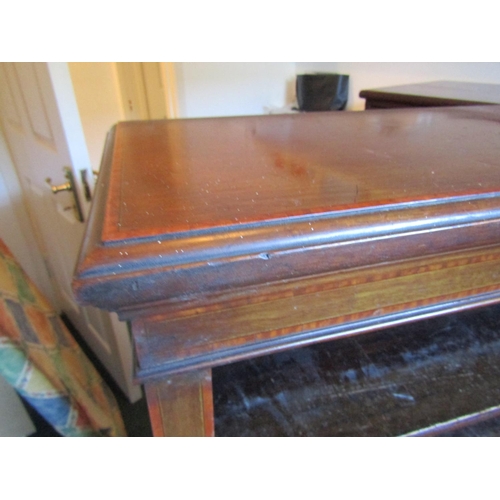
(360, 81, 500, 109)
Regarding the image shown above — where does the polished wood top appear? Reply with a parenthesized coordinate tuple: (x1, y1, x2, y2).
(74, 105, 500, 312)
(103, 105, 500, 242)
(360, 80, 500, 107)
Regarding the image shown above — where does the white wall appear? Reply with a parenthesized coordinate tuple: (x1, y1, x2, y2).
(167, 63, 500, 117)
(296, 62, 500, 110)
(175, 62, 297, 118)
(0, 375, 35, 437)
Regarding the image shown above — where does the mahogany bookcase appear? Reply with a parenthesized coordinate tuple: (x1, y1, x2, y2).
(74, 105, 500, 436)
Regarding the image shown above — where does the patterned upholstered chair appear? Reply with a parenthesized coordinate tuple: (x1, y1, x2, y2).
(0, 239, 126, 437)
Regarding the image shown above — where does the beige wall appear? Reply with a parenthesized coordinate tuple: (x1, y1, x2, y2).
(68, 63, 124, 173)
(69, 63, 500, 142)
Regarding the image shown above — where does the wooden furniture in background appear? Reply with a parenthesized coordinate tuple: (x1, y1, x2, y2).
(73, 105, 500, 436)
(360, 80, 500, 109)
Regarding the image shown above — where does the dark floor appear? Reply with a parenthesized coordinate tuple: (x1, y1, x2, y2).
(27, 304, 500, 437)
(213, 304, 500, 436)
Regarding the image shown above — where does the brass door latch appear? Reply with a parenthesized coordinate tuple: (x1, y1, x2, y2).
(46, 166, 84, 222)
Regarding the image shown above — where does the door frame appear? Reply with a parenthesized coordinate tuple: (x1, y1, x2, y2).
(115, 62, 178, 121)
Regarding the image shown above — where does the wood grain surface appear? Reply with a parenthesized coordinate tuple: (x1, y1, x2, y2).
(74, 105, 500, 312)
(133, 244, 500, 378)
(105, 106, 500, 239)
(145, 369, 214, 437)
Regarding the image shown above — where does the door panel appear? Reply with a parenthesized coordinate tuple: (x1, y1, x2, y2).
(0, 62, 141, 402)
(15, 63, 56, 147)
(0, 67, 22, 130)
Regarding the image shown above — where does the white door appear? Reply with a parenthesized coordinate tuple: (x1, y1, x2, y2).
(0, 62, 141, 402)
